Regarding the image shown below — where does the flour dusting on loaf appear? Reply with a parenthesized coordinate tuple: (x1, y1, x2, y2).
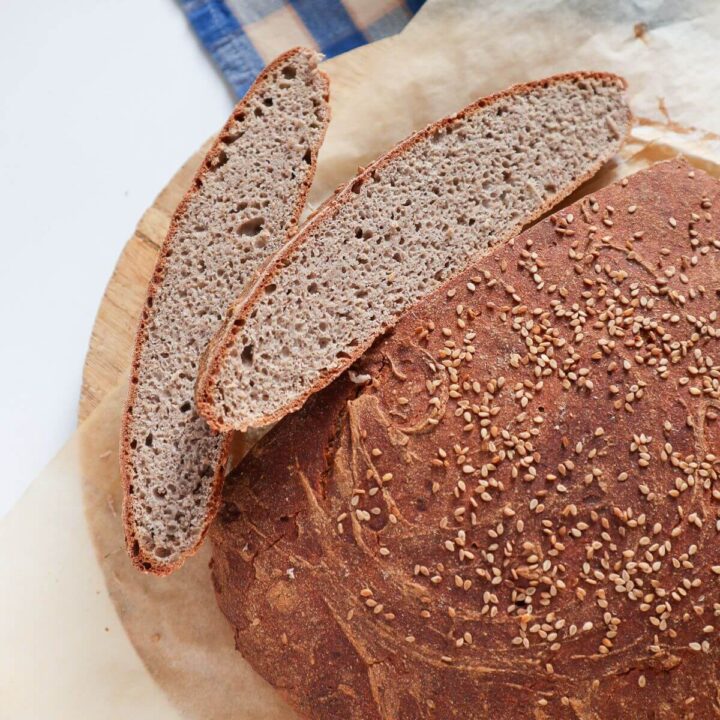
(211, 160, 720, 719)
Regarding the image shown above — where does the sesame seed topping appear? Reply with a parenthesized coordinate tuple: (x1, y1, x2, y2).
(268, 166, 720, 694)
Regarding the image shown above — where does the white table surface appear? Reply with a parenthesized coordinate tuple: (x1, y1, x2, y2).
(0, 0, 234, 516)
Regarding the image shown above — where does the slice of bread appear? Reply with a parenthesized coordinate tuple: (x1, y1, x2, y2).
(195, 72, 632, 432)
(121, 48, 330, 574)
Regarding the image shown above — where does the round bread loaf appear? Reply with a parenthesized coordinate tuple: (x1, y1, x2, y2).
(211, 159, 720, 719)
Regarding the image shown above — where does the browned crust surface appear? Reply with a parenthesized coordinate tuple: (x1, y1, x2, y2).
(120, 47, 331, 575)
(211, 160, 720, 718)
(196, 71, 631, 433)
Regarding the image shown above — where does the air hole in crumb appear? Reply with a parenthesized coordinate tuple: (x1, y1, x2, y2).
(180, 401, 192, 413)
(238, 217, 265, 236)
(155, 546, 172, 559)
(265, 283, 277, 294)
(319, 337, 330, 349)
(351, 178, 363, 193)
(544, 182, 557, 193)
(130, 439, 137, 449)
(241, 344, 254, 366)
(254, 107, 263, 117)
(355, 227, 363, 238)
(308, 282, 319, 294)
(263, 97, 274, 106)
(302, 148, 312, 164)
(282, 65, 297, 79)
(132, 540, 140, 556)
(145, 433, 153, 447)
(221, 130, 240, 144)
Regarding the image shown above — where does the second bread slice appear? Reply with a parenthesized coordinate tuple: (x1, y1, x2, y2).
(196, 72, 631, 432)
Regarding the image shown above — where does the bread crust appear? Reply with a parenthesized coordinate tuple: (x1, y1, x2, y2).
(211, 159, 720, 719)
(120, 48, 331, 575)
(196, 71, 631, 433)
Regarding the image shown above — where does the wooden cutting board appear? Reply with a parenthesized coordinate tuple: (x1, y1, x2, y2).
(77, 139, 212, 422)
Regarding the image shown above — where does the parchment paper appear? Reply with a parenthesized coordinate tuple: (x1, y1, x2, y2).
(308, 0, 720, 208)
(3, 1, 720, 717)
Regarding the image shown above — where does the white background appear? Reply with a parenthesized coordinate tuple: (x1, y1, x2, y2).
(0, 0, 233, 515)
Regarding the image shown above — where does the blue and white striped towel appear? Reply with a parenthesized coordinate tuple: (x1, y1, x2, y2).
(180, 0, 426, 97)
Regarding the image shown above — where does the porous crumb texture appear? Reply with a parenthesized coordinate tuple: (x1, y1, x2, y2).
(211, 161, 720, 719)
(199, 72, 631, 431)
(121, 47, 329, 573)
